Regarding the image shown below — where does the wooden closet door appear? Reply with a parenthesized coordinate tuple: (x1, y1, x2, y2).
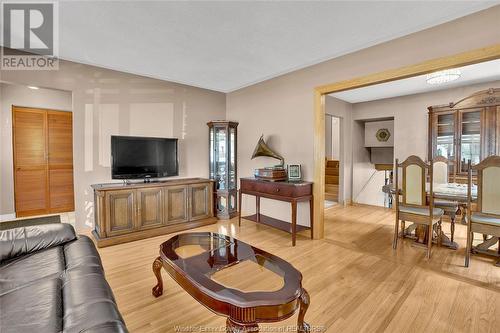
(13, 107, 49, 216)
(47, 111, 74, 213)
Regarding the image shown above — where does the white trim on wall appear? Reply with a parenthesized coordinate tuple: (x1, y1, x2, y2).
(0, 214, 16, 222)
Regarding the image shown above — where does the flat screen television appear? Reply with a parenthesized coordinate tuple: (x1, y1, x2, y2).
(111, 135, 178, 179)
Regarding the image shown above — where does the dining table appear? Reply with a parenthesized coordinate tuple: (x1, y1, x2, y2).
(385, 182, 480, 251)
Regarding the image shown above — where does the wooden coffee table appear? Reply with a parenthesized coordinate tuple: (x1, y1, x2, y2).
(152, 232, 310, 332)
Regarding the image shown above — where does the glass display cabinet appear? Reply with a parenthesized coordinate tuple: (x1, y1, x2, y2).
(208, 121, 238, 219)
(428, 88, 500, 182)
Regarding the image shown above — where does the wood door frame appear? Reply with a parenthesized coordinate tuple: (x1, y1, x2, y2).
(312, 44, 500, 239)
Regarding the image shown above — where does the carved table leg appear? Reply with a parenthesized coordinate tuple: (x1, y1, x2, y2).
(458, 205, 467, 225)
(226, 318, 259, 333)
(238, 190, 243, 227)
(450, 215, 456, 243)
(291, 200, 297, 247)
(297, 288, 311, 333)
(152, 256, 164, 297)
(436, 226, 458, 250)
(309, 197, 314, 240)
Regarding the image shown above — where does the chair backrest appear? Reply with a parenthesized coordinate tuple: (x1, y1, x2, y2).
(432, 156, 449, 185)
(470, 156, 500, 216)
(395, 156, 430, 208)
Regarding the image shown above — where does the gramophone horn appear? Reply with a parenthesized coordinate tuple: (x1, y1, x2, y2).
(251, 135, 284, 166)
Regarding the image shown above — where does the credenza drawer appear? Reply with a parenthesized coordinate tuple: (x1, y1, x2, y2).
(240, 178, 311, 198)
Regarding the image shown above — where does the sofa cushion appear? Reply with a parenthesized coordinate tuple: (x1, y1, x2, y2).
(0, 278, 63, 333)
(1, 223, 76, 262)
(64, 235, 103, 271)
(63, 268, 124, 332)
(64, 297, 126, 333)
(62, 236, 126, 332)
(63, 270, 116, 308)
(0, 246, 64, 295)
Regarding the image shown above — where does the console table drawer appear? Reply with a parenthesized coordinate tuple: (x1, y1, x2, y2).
(240, 178, 311, 198)
(241, 181, 293, 197)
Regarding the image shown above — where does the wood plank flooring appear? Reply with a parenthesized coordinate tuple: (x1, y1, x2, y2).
(92, 204, 500, 333)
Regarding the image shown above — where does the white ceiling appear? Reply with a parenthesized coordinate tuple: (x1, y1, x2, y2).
(330, 59, 500, 103)
(24, 2, 500, 92)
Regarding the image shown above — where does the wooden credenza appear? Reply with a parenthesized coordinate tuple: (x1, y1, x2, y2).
(92, 178, 216, 247)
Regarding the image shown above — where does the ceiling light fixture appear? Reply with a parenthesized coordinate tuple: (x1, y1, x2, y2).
(27, 86, 39, 90)
(426, 69, 461, 85)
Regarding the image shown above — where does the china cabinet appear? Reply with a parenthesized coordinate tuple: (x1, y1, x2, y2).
(428, 88, 500, 182)
(208, 121, 238, 219)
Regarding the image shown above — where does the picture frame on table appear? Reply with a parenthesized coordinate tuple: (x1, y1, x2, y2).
(287, 164, 302, 181)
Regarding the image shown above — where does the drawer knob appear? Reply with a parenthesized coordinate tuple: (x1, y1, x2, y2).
(275, 188, 280, 192)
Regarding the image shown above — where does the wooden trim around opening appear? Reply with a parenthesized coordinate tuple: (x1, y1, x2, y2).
(312, 44, 500, 240)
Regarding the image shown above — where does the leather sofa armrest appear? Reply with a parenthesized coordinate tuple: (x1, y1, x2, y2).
(1, 223, 76, 262)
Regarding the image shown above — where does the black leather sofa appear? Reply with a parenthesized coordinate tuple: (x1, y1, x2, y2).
(0, 223, 128, 333)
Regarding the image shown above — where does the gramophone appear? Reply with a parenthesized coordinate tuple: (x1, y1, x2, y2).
(251, 135, 287, 181)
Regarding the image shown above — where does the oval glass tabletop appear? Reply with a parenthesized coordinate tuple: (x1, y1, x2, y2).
(158, 232, 302, 307)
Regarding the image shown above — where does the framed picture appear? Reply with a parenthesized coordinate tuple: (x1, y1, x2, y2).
(287, 164, 302, 181)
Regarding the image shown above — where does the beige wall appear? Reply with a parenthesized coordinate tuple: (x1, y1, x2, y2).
(0, 83, 73, 219)
(325, 115, 341, 161)
(331, 117, 340, 161)
(325, 114, 332, 158)
(0, 59, 226, 229)
(227, 6, 500, 220)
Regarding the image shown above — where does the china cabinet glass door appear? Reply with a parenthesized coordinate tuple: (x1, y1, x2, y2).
(435, 112, 455, 175)
(458, 109, 481, 173)
(215, 126, 227, 190)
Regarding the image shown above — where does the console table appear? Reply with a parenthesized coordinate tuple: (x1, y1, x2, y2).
(238, 177, 313, 246)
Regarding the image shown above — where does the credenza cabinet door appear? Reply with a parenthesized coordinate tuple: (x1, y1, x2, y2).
(106, 190, 136, 236)
(164, 185, 189, 224)
(189, 183, 212, 221)
(136, 188, 163, 229)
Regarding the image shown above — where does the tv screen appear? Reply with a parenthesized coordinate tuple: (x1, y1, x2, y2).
(111, 136, 178, 179)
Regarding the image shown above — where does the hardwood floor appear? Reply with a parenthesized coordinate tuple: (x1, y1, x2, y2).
(94, 204, 500, 332)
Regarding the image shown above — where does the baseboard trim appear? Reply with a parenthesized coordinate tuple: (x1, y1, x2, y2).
(0, 214, 16, 222)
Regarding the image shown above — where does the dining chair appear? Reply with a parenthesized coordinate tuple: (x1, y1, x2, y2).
(432, 156, 459, 243)
(465, 156, 500, 267)
(393, 155, 443, 259)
